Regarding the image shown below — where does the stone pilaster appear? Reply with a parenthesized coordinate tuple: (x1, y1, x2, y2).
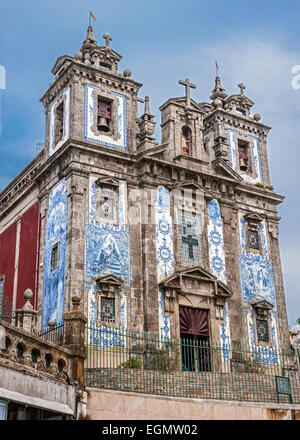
(268, 219, 290, 347)
(63, 294, 87, 383)
(65, 173, 87, 313)
(141, 186, 159, 333)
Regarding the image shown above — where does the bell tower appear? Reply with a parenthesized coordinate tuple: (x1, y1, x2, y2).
(40, 24, 143, 157)
(159, 78, 205, 162)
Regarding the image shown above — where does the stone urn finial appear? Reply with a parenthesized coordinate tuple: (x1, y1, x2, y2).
(71, 293, 81, 310)
(22, 289, 33, 311)
(48, 319, 57, 329)
(123, 69, 131, 78)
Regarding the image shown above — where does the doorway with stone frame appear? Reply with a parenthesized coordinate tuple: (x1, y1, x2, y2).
(179, 306, 211, 372)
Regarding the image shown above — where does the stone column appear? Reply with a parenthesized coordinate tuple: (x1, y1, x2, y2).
(128, 182, 144, 331)
(268, 219, 290, 347)
(63, 294, 87, 383)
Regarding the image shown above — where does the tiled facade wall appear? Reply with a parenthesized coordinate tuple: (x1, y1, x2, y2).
(42, 180, 67, 329)
(84, 177, 130, 330)
(208, 200, 231, 355)
(155, 186, 174, 339)
(238, 214, 279, 358)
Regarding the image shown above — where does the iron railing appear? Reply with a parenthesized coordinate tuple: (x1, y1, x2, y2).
(84, 324, 300, 404)
(0, 295, 16, 326)
(38, 322, 64, 346)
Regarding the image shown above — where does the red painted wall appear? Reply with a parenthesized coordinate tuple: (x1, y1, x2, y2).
(16, 201, 40, 309)
(0, 222, 17, 306)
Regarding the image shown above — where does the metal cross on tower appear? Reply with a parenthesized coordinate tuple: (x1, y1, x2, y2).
(238, 83, 246, 96)
(179, 78, 197, 107)
(103, 33, 112, 48)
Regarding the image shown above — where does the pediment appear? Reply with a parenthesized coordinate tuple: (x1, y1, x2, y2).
(140, 144, 168, 158)
(95, 273, 124, 287)
(95, 176, 119, 188)
(244, 212, 264, 223)
(251, 298, 273, 311)
(216, 280, 233, 298)
(159, 266, 215, 287)
(160, 97, 204, 113)
(159, 266, 233, 299)
(51, 55, 73, 75)
(91, 46, 123, 62)
(212, 158, 243, 182)
(174, 180, 203, 191)
(226, 95, 254, 107)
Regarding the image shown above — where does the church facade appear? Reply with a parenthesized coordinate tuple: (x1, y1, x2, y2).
(0, 25, 289, 356)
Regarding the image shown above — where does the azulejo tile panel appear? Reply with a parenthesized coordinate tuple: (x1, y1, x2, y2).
(155, 186, 175, 282)
(49, 87, 70, 157)
(238, 214, 279, 363)
(208, 200, 226, 283)
(227, 128, 263, 184)
(84, 83, 127, 150)
(155, 186, 174, 339)
(208, 200, 231, 360)
(245, 307, 279, 364)
(177, 210, 203, 266)
(84, 176, 130, 338)
(42, 180, 67, 329)
(239, 216, 275, 305)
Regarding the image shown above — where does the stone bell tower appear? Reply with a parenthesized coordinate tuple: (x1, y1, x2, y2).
(40, 24, 143, 158)
(159, 79, 206, 161)
(37, 24, 145, 329)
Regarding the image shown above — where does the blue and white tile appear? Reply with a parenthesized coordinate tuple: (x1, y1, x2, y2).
(238, 215, 276, 306)
(208, 200, 227, 284)
(227, 129, 263, 184)
(49, 87, 70, 157)
(155, 186, 174, 339)
(42, 180, 67, 329)
(84, 83, 127, 150)
(158, 288, 170, 341)
(238, 212, 280, 362)
(208, 199, 231, 360)
(84, 176, 130, 334)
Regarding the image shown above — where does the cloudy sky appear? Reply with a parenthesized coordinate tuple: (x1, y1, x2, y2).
(0, 0, 299, 326)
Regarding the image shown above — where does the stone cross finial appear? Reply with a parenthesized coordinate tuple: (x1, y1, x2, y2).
(144, 96, 151, 115)
(179, 78, 197, 107)
(238, 83, 246, 96)
(103, 33, 112, 48)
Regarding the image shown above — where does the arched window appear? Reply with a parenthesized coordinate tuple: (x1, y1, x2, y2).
(181, 126, 192, 156)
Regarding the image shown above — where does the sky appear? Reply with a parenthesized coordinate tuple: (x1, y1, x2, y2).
(0, 0, 299, 327)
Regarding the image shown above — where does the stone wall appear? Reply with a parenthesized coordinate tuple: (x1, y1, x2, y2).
(86, 388, 300, 420)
